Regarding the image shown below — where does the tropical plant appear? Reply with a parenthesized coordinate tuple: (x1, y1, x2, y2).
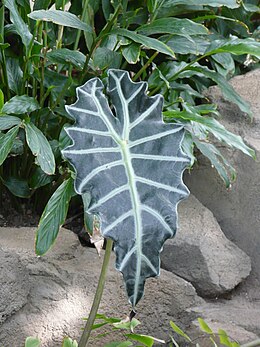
(0, 0, 259, 210)
(0, 1, 260, 345)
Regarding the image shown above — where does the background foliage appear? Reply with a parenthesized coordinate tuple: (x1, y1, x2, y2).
(0, 0, 260, 251)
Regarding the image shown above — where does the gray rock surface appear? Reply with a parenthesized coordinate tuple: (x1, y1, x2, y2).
(184, 69, 260, 288)
(0, 227, 203, 347)
(0, 249, 29, 324)
(191, 293, 260, 344)
(161, 195, 251, 297)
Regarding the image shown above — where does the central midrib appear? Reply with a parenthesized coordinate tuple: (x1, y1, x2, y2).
(120, 140, 142, 307)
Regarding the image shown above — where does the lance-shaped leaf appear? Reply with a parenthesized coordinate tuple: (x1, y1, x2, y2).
(62, 70, 189, 307)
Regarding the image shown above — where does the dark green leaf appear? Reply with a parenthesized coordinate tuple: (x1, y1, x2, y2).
(29, 166, 53, 189)
(93, 47, 122, 69)
(170, 321, 191, 341)
(162, 35, 209, 55)
(112, 28, 175, 58)
(205, 37, 260, 58)
(0, 115, 21, 130)
(6, 58, 24, 95)
(211, 53, 235, 78)
(46, 48, 86, 70)
(24, 337, 41, 347)
(35, 177, 73, 255)
(102, 0, 113, 20)
(122, 42, 141, 64)
(194, 138, 235, 187)
(62, 70, 189, 307)
(3, 0, 33, 51)
(33, 0, 51, 10)
(24, 122, 55, 175)
(164, 110, 255, 158)
(11, 137, 24, 155)
(44, 68, 70, 99)
(2, 95, 40, 114)
(186, 65, 253, 117)
(3, 176, 31, 198)
(137, 18, 208, 36)
(0, 125, 19, 165)
(28, 10, 92, 32)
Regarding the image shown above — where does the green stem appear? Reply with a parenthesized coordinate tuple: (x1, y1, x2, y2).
(80, 4, 122, 83)
(74, 0, 90, 51)
(133, 51, 159, 82)
(241, 339, 260, 347)
(0, 48, 10, 99)
(78, 238, 113, 347)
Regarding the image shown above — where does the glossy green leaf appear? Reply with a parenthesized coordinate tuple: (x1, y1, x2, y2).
(122, 43, 141, 64)
(162, 35, 209, 55)
(29, 10, 92, 32)
(194, 138, 235, 187)
(46, 48, 86, 70)
(36, 177, 73, 255)
(29, 166, 53, 189)
(186, 65, 253, 118)
(170, 321, 191, 341)
(2, 96, 40, 115)
(25, 337, 41, 347)
(33, 0, 51, 10)
(62, 337, 78, 347)
(0, 125, 19, 165)
(112, 28, 175, 58)
(93, 47, 122, 70)
(137, 18, 208, 36)
(24, 122, 55, 175)
(163, 110, 255, 158)
(0, 115, 21, 130)
(6, 58, 24, 95)
(198, 318, 213, 335)
(62, 70, 189, 307)
(3, 0, 33, 51)
(3, 176, 31, 198)
(205, 37, 260, 58)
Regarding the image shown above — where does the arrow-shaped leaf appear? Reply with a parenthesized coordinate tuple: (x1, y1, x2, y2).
(62, 69, 189, 307)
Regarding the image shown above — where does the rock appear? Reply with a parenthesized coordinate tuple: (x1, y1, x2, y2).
(0, 249, 29, 324)
(184, 69, 260, 287)
(161, 195, 251, 297)
(0, 227, 203, 347)
(190, 294, 260, 344)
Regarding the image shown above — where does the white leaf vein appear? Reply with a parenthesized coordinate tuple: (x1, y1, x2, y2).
(78, 160, 124, 193)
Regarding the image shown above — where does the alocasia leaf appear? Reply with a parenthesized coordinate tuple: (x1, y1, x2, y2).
(62, 70, 189, 307)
